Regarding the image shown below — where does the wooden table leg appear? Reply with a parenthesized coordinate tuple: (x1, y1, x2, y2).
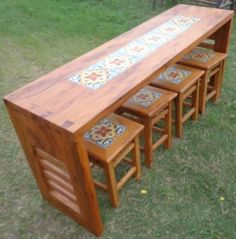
(5, 102, 104, 236)
(192, 80, 200, 120)
(143, 117, 153, 168)
(164, 102, 172, 149)
(199, 72, 209, 114)
(213, 19, 233, 53)
(175, 95, 183, 138)
(132, 136, 141, 180)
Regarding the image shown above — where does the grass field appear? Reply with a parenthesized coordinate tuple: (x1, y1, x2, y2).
(0, 0, 236, 238)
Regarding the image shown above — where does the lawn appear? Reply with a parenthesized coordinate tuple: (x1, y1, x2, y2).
(0, 0, 236, 238)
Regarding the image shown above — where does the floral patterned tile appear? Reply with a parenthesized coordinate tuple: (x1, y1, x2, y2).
(129, 87, 162, 108)
(157, 66, 192, 84)
(183, 47, 215, 63)
(69, 15, 200, 90)
(84, 118, 126, 148)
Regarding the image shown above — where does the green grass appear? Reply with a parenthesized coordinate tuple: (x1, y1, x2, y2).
(0, 0, 236, 238)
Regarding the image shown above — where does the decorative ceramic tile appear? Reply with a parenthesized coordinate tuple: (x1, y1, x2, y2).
(129, 87, 162, 108)
(157, 66, 192, 84)
(69, 15, 200, 90)
(183, 47, 215, 63)
(84, 118, 126, 148)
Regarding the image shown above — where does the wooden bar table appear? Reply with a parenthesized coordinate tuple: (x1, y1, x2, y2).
(3, 4, 234, 236)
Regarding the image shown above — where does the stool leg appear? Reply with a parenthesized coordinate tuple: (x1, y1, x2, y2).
(164, 102, 172, 149)
(103, 162, 119, 208)
(199, 72, 209, 114)
(212, 61, 224, 102)
(175, 94, 183, 138)
(218, 60, 226, 99)
(131, 136, 141, 180)
(143, 117, 153, 168)
(192, 80, 200, 121)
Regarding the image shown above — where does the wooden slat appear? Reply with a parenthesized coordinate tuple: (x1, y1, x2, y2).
(207, 85, 214, 90)
(47, 179, 77, 202)
(93, 180, 108, 192)
(206, 89, 217, 101)
(152, 109, 168, 126)
(35, 148, 67, 170)
(40, 159, 71, 182)
(183, 108, 195, 123)
(209, 66, 220, 77)
(183, 101, 192, 107)
(182, 85, 196, 100)
(117, 167, 136, 191)
(123, 157, 133, 165)
(112, 143, 135, 167)
(153, 126, 164, 133)
(50, 190, 80, 214)
(152, 134, 168, 151)
(43, 169, 74, 193)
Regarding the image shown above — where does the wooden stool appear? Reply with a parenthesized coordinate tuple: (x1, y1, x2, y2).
(84, 114, 143, 208)
(150, 64, 204, 138)
(179, 47, 227, 113)
(118, 86, 177, 168)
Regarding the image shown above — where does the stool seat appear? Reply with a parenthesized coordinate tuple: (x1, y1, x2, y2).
(119, 86, 177, 167)
(150, 64, 204, 138)
(151, 64, 204, 93)
(121, 86, 177, 117)
(179, 47, 227, 113)
(85, 114, 143, 162)
(84, 113, 143, 208)
(179, 47, 227, 70)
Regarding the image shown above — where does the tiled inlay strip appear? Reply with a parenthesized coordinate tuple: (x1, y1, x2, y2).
(69, 15, 200, 90)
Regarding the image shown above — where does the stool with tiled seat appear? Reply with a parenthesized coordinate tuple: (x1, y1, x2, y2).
(84, 114, 143, 208)
(118, 86, 177, 168)
(179, 47, 227, 113)
(150, 64, 204, 138)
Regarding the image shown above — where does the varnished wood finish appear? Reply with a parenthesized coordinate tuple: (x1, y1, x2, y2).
(179, 50, 227, 70)
(3, 5, 233, 236)
(4, 102, 103, 236)
(119, 86, 177, 167)
(150, 64, 205, 93)
(85, 114, 143, 162)
(85, 114, 143, 208)
(119, 86, 177, 118)
(4, 5, 234, 134)
(179, 50, 227, 112)
(150, 64, 204, 138)
(215, 60, 226, 100)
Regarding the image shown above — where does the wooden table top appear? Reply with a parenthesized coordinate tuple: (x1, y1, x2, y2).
(4, 4, 233, 134)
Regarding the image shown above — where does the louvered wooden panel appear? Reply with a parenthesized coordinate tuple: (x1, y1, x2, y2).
(35, 148, 80, 214)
